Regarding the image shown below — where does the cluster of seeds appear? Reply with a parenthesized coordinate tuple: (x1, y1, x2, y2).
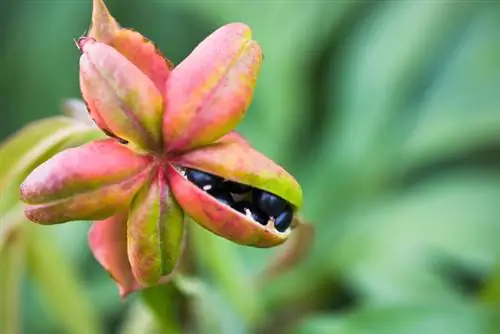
(183, 168, 293, 232)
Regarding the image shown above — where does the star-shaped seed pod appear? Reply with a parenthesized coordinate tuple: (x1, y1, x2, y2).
(19, 0, 303, 296)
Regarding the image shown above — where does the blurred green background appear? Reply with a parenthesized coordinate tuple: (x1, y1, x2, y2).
(2, 1, 500, 333)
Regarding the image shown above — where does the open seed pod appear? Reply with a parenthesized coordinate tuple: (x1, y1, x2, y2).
(19, 0, 307, 296)
(167, 132, 303, 248)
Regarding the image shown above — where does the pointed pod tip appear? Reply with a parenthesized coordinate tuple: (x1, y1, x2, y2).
(23, 205, 37, 222)
(212, 22, 254, 52)
(92, 0, 110, 14)
(19, 177, 41, 206)
(89, 0, 120, 43)
(221, 22, 252, 39)
(23, 204, 54, 225)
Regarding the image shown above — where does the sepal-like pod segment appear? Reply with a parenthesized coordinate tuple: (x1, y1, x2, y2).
(163, 23, 263, 153)
(20, 139, 153, 224)
(88, 213, 143, 297)
(127, 169, 184, 285)
(168, 133, 302, 248)
(78, 38, 164, 153)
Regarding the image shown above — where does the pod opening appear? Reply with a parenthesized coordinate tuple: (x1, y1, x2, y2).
(180, 167, 293, 233)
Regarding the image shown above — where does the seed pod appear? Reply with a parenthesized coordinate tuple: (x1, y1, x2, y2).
(168, 133, 302, 247)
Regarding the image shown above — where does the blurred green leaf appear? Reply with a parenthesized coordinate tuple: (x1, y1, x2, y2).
(328, 1, 473, 162)
(25, 224, 103, 334)
(190, 223, 262, 329)
(294, 304, 494, 334)
(402, 10, 500, 166)
(331, 172, 500, 304)
(174, 274, 237, 334)
(0, 220, 25, 334)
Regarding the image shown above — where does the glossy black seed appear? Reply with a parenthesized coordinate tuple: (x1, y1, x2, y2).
(224, 181, 251, 194)
(274, 206, 293, 232)
(208, 188, 236, 207)
(233, 201, 267, 225)
(253, 189, 287, 217)
(186, 169, 222, 190)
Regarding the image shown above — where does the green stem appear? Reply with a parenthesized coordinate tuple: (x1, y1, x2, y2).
(140, 284, 183, 334)
(190, 223, 263, 327)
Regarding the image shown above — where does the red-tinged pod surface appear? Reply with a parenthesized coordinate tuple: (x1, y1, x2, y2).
(172, 132, 302, 210)
(88, 213, 143, 297)
(111, 30, 172, 93)
(89, 0, 172, 93)
(20, 139, 153, 224)
(127, 169, 184, 285)
(79, 38, 164, 152)
(166, 164, 288, 248)
(163, 23, 262, 153)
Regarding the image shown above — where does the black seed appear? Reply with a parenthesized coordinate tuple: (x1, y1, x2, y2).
(224, 181, 251, 194)
(186, 169, 222, 190)
(253, 189, 287, 217)
(274, 206, 293, 232)
(233, 201, 267, 225)
(208, 188, 235, 207)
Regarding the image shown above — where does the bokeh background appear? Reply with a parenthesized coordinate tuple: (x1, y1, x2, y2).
(2, 1, 500, 333)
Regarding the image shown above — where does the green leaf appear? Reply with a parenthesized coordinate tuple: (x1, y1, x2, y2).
(327, 1, 474, 163)
(294, 304, 494, 334)
(402, 10, 500, 166)
(25, 224, 103, 334)
(173, 274, 245, 334)
(298, 1, 485, 223)
(330, 172, 500, 304)
(0, 218, 26, 334)
(190, 222, 262, 327)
